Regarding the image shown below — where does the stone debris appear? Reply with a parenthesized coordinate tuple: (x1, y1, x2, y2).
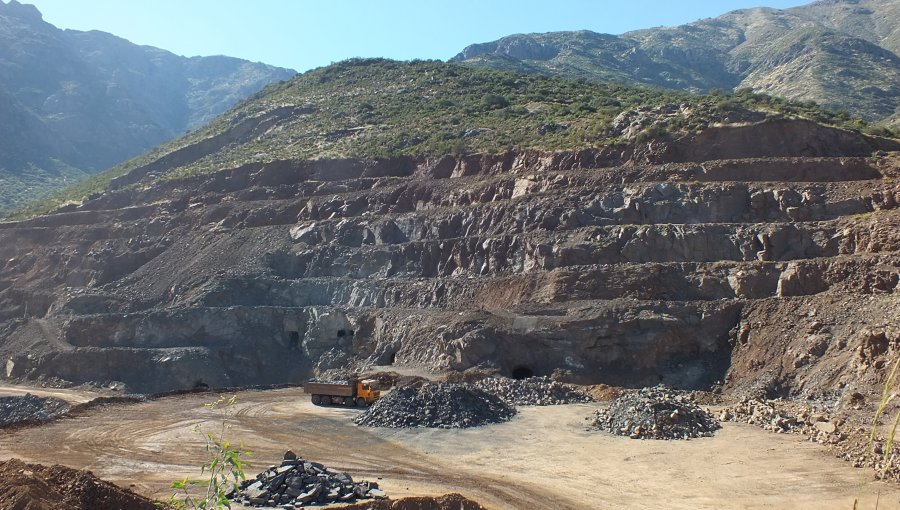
(0, 393, 69, 427)
(355, 383, 516, 429)
(590, 385, 720, 440)
(232, 450, 384, 508)
(716, 397, 837, 436)
(307, 378, 351, 385)
(716, 397, 900, 480)
(472, 376, 594, 406)
(337, 493, 488, 509)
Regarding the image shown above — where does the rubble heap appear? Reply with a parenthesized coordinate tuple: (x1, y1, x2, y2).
(718, 397, 837, 435)
(718, 397, 900, 480)
(355, 383, 516, 429)
(0, 394, 69, 427)
(590, 385, 720, 440)
(232, 451, 385, 507)
(473, 376, 594, 406)
(338, 493, 487, 510)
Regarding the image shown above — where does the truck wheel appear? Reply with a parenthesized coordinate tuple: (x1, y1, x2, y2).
(356, 397, 367, 407)
(311, 395, 321, 405)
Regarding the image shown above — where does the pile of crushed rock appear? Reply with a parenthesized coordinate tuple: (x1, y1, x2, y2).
(338, 493, 487, 510)
(0, 458, 159, 510)
(0, 394, 69, 427)
(355, 383, 516, 429)
(590, 385, 720, 440)
(232, 450, 385, 507)
(472, 376, 593, 406)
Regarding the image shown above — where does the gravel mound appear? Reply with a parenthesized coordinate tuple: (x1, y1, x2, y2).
(232, 450, 385, 507)
(590, 385, 720, 440)
(0, 458, 159, 510)
(355, 383, 516, 429)
(338, 493, 487, 509)
(307, 378, 351, 385)
(473, 376, 593, 406)
(0, 394, 69, 427)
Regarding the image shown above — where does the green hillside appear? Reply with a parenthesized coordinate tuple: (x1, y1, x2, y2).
(14, 58, 879, 219)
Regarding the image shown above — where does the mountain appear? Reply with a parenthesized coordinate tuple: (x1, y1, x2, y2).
(452, 0, 900, 126)
(0, 0, 295, 212)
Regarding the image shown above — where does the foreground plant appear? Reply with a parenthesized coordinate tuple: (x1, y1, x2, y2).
(855, 355, 900, 509)
(169, 395, 251, 509)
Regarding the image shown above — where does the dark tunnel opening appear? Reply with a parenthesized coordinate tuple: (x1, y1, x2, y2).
(511, 366, 534, 380)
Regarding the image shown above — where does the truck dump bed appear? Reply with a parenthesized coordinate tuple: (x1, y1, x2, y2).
(304, 380, 354, 397)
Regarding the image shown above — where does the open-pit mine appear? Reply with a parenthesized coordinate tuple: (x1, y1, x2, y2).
(1, 58, 899, 509)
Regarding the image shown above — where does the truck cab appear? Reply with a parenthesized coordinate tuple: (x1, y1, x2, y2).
(357, 379, 380, 404)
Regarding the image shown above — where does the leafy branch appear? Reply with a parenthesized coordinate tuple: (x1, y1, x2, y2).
(169, 395, 251, 509)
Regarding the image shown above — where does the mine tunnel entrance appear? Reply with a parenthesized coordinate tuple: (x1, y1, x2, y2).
(288, 331, 300, 350)
(511, 366, 534, 380)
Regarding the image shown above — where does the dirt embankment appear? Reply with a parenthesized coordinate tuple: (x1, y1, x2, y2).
(0, 458, 159, 510)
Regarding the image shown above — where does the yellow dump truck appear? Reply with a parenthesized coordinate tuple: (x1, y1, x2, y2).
(304, 378, 381, 407)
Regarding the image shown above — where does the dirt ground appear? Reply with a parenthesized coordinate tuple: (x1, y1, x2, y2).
(0, 385, 898, 509)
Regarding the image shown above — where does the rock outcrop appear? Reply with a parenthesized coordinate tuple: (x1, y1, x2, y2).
(0, 113, 897, 422)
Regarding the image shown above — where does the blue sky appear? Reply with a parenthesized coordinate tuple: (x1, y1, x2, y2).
(27, 0, 811, 72)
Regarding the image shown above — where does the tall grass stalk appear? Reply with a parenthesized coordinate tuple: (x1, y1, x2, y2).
(855, 355, 900, 509)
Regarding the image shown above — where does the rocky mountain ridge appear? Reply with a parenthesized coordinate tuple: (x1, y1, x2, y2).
(0, 0, 295, 212)
(453, 0, 900, 126)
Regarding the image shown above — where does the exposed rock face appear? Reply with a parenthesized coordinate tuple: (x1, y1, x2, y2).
(0, 120, 897, 418)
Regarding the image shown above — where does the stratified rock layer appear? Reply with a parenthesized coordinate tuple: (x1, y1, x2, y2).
(0, 120, 897, 420)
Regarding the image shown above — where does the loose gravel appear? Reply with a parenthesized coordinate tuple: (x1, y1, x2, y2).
(355, 383, 516, 429)
(590, 385, 720, 440)
(473, 376, 593, 406)
(0, 394, 69, 427)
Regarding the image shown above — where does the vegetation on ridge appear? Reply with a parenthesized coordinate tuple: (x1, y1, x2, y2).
(453, 0, 900, 124)
(10, 58, 891, 220)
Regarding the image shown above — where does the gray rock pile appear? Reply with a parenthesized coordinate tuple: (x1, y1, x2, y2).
(355, 383, 516, 429)
(590, 385, 720, 440)
(0, 394, 69, 426)
(473, 376, 593, 406)
(306, 378, 351, 385)
(232, 450, 385, 507)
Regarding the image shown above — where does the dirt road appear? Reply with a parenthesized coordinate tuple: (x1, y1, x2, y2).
(0, 386, 897, 509)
